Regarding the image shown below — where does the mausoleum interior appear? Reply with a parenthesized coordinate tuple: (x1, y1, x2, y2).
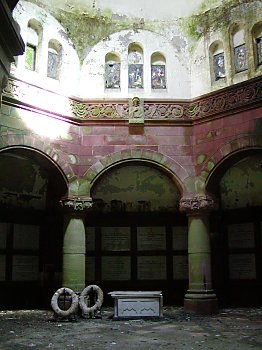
(0, 0, 261, 314)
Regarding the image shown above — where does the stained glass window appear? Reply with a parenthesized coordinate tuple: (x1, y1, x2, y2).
(47, 49, 60, 79)
(128, 64, 143, 88)
(25, 44, 36, 71)
(105, 63, 120, 88)
(213, 53, 226, 80)
(151, 65, 166, 89)
(256, 37, 262, 66)
(128, 46, 143, 89)
(234, 44, 248, 73)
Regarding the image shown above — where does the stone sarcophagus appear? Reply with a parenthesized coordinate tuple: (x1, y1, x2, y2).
(108, 291, 163, 319)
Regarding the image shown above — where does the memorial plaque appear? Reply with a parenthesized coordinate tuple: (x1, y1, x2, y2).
(102, 256, 131, 280)
(86, 256, 95, 281)
(0, 222, 8, 249)
(101, 227, 130, 251)
(0, 255, 5, 281)
(173, 255, 188, 280)
(227, 223, 254, 249)
(86, 227, 95, 251)
(172, 226, 188, 251)
(229, 253, 256, 279)
(137, 227, 166, 251)
(12, 255, 39, 281)
(137, 256, 166, 280)
(13, 224, 39, 250)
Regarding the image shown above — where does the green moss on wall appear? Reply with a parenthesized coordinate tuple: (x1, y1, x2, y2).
(181, 0, 256, 42)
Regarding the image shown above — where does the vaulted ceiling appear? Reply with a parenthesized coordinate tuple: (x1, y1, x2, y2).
(15, 0, 223, 19)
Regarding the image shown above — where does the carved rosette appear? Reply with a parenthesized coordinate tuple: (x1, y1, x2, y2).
(179, 194, 217, 215)
(60, 196, 93, 212)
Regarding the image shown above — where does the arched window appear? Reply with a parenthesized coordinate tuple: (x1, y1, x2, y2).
(25, 19, 42, 71)
(252, 23, 262, 67)
(105, 52, 120, 89)
(128, 43, 143, 89)
(232, 26, 248, 73)
(47, 40, 62, 80)
(209, 41, 226, 81)
(151, 52, 166, 89)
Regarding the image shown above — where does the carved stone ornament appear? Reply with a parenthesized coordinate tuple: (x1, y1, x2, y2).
(129, 96, 144, 124)
(60, 196, 93, 211)
(179, 194, 217, 215)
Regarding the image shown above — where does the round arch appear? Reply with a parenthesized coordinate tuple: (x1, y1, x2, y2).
(83, 149, 190, 196)
(0, 131, 76, 183)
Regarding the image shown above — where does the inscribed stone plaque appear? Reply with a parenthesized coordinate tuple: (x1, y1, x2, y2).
(227, 223, 254, 249)
(229, 254, 256, 279)
(13, 224, 39, 250)
(101, 227, 130, 251)
(137, 227, 166, 251)
(0, 255, 6, 281)
(0, 222, 8, 249)
(86, 227, 95, 251)
(172, 226, 188, 251)
(85, 256, 95, 281)
(173, 255, 188, 280)
(137, 256, 166, 280)
(102, 256, 131, 280)
(12, 255, 39, 281)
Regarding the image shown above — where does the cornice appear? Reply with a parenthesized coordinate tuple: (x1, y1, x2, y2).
(2, 75, 262, 126)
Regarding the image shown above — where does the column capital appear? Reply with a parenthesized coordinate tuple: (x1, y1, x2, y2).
(60, 196, 93, 212)
(179, 193, 217, 215)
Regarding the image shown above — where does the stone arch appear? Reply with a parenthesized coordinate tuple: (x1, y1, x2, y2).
(201, 135, 262, 193)
(0, 131, 76, 183)
(83, 149, 190, 196)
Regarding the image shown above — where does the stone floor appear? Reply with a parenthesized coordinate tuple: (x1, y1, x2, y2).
(0, 307, 262, 349)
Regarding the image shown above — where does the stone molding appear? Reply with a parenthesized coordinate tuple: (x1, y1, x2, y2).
(179, 194, 217, 215)
(60, 196, 93, 211)
(3, 76, 261, 123)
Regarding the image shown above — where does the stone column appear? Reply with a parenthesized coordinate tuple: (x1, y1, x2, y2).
(60, 196, 92, 293)
(180, 194, 218, 314)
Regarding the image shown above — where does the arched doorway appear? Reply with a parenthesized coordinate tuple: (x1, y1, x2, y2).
(0, 147, 67, 309)
(85, 161, 188, 305)
(207, 149, 262, 306)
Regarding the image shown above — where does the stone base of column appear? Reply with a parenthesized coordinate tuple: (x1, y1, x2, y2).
(184, 292, 218, 315)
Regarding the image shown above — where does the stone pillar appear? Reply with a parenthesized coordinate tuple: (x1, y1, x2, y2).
(180, 194, 218, 314)
(60, 196, 92, 293)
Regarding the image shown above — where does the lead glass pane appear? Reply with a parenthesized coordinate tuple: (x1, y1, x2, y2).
(234, 44, 248, 72)
(47, 50, 60, 80)
(151, 65, 166, 89)
(213, 53, 226, 80)
(25, 44, 36, 71)
(128, 64, 143, 88)
(256, 37, 262, 66)
(105, 63, 120, 88)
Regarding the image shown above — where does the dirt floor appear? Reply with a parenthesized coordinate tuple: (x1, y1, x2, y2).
(0, 307, 262, 350)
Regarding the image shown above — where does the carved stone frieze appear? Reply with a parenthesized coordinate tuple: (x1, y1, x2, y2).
(2, 76, 261, 122)
(179, 194, 217, 215)
(60, 196, 93, 211)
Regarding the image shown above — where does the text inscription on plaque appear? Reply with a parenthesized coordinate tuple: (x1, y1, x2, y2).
(137, 256, 166, 280)
(102, 256, 131, 280)
(173, 255, 188, 280)
(229, 253, 256, 279)
(101, 227, 130, 251)
(137, 227, 166, 251)
(227, 223, 254, 249)
(172, 226, 188, 251)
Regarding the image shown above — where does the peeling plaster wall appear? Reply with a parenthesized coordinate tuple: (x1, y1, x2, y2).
(80, 30, 190, 99)
(13, 1, 80, 95)
(220, 154, 262, 210)
(91, 164, 181, 212)
(12, 0, 262, 99)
